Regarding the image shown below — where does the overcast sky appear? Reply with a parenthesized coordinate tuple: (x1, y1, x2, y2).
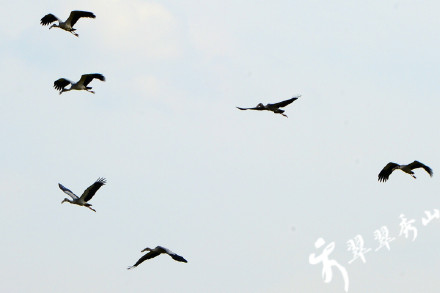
(1, 0, 440, 292)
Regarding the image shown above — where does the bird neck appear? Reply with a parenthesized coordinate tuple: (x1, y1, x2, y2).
(62, 198, 73, 204)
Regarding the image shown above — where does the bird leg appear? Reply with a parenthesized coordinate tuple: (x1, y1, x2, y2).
(280, 113, 288, 118)
(87, 206, 96, 212)
(87, 90, 95, 94)
(70, 31, 79, 37)
(411, 174, 416, 179)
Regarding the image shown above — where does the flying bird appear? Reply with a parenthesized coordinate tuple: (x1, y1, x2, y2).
(58, 178, 106, 212)
(236, 95, 301, 118)
(40, 10, 96, 37)
(128, 246, 187, 269)
(54, 73, 105, 94)
(378, 161, 433, 182)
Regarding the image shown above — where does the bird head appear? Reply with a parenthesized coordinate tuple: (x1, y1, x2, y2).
(49, 24, 58, 29)
(141, 247, 152, 253)
(61, 198, 69, 204)
(256, 103, 265, 109)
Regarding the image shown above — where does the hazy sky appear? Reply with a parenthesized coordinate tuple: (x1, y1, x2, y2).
(1, 0, 440, 292)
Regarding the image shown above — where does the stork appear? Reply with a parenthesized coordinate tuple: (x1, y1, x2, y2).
(236, 95, 301, 118)
(128, 246, 187, 269)
(40, 10, 95, 37)
(58, 178, 106, 212)
(54, 73, 105, 94)
(378, 161, 433, 182)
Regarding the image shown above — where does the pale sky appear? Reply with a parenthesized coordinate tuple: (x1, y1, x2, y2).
(1, 0, 440, 292)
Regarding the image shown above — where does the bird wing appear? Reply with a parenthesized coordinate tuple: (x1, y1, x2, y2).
(378, 162, 400, 182)
(267, 95, 300, 108)
(66, 11, 96, 27)
(236, 106, 260, 111)
(58, 183, 79, 200)
(169, 253, 188, 263)
(127, 251, 161, 269)
(40, 14, 59, 26)
(80, 178, 106, 202)
(407, 161, 433, 176)
(54, 78, 71, 91)
(161, 247, 188, 263)
(79, 73, 105, 87)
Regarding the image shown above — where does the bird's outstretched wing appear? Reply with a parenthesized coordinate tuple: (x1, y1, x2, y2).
(268, 95, 301, 108)
(54, 78, 71, 91)
(79, 73, 106, 87)
(169, 253, 188, 263)
(127, 251, 162, 269)
(378, 162, 400, 182)
(40, 14, 59, 26)
(67, 11, 96, 27)
(407, 161, 433, 177)
(162, 247, 188, 263)
(58, 183, 79, 200)
(80, 178, 106, 202)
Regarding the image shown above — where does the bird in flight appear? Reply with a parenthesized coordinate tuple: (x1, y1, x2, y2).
(128, 246, 187, 269)
(54, 73, 105, 94)
(378, 161, 433, 182)
(58, 178, 106, 212)
(40, 10, 96, 37)
(236, 95, 301, 118)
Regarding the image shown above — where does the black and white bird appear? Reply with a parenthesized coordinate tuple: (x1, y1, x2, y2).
(128, 246, 187, 269)
(40, 10, 96, 37)
(54, 73, 105, 94)
(58, 178, 106, 212)
(378, 161, 433, 182)
(236, 95, 301, 118)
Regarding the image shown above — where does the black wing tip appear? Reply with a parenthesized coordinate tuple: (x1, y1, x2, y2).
(72, 10, 96, 17)
(53, 78, 69, 90)
(419, 162, 433, 177)
(427, 167, 434, 177)
(377, 170, 390, 182)
(96, 177, 107, 185)
(171, 254, 188, 263)
(88, 73, 105, 81)
(86, 12, 96, 18)
(40, 14, 56, 25)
